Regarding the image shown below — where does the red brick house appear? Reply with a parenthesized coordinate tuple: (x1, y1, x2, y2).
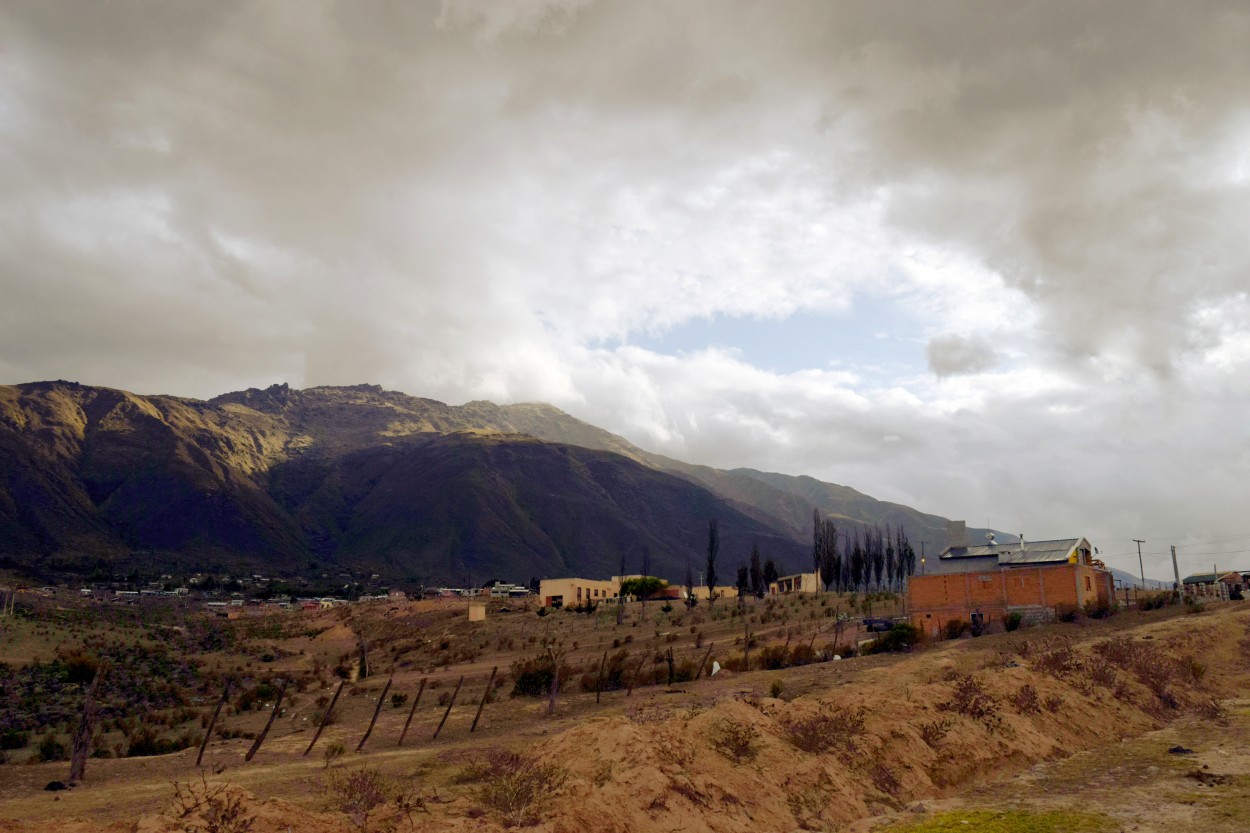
(908, 535, 1113, 637)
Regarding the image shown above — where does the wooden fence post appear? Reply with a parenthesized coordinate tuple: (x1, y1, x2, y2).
(197, 680, 231, 767)
(245, 678, 287, 762)
(594, 651, 608, 704)
(694, 644, 714, 680)
(433, 676, 464, 740)
(303, 679, 346, 756)
(627, 651, 647, 696)
(68, 663, 108, 782)
(398, 679, 427, 747)
(470, 667, 497, 733)
(355, 675, 393, 752)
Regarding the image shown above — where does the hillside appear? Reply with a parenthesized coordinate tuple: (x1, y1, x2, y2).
(1, 380, 985, 584)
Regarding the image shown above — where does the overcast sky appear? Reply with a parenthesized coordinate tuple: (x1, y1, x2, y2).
(3, 1, 1249, 579)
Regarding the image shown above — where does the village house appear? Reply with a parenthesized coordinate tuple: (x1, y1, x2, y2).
(535, 577, 619, 608)
(769, 571, 820, 595)
(907, 525, 1113, 638)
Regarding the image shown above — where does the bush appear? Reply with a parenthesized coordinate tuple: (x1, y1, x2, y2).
(758, 644, 790, 670)
(1055, 604, 1082, 623)
(36, 734, 66, 762)
(1185, 597, 1206, 614)
(865, 623, 921, 654)
(781, 706, 866, 756)
(711, 719, 757, 761)
(127, 728, 198, 758)
(390, 692, 408, 708)
(944, 619, 968, 640)
(770, 680, 784, 699)
(0, 730, 29, 751)
(476, 753, 567, 826)
(1084, 599, 1115, 619)
(1012, 684, 1041, 714)
(510, 653, 572, 697)
(940, 674, 1000, 730)
(1002, 612, 1023, 632)
(322, 766, 424, 832)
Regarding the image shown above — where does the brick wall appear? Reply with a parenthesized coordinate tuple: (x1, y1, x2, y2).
(908, 563, 1111, 637)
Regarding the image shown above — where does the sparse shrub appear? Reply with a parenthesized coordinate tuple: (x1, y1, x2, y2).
(1002, 612, 1023, 632)
(1012, 684, 1041, 714)
(171, 776, 256, 833)
(1031, 639, 1080, 678)
(944, 619, 967, 640)
(1043, 695, 1064, 713)
(1185, 597, 1206, 614)
(940, 674, 1001, 730)
(476, 753, 567, 826)
(322, 766, 424, 832)
(1177, 655, 1206, 686)
(1195, 698, 1229, 723)
(323, 741, 345, 768)
(871, 762, 901, 797)
(711, 720, 757, 761)
(770, 679, 784, 699)
(390, 692, 407, 708)
(919, 717, 953, 747)
(781, 706, 867, 757)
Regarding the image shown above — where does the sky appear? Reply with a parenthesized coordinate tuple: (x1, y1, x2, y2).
(2, 1, 1249, 581)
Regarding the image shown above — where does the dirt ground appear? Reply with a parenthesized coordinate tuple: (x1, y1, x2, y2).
(0, 599, 1244, 833)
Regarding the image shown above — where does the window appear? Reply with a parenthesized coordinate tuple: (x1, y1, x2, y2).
(1085, 576, 1092, 591)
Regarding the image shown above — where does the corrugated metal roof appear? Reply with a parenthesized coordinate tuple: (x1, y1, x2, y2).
(942, 537, 1083, 566)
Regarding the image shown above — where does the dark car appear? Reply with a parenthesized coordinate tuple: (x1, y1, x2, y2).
(862, 617, 894, 633)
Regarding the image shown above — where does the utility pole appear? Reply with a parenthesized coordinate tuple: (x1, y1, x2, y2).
(1170, 545, 1180, 593)
(1133, 539, 1146, 588)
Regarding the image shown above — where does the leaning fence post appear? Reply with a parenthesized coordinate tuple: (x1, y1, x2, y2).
(69, 663, 108, 782)
(627, 651, 647, 696)
(304, 679, 346, 756)
(355, 675, 393, 752)
(470, 667, 498, 733)
(197, 679, 231, 767)
(694, 644, 714, 680)
(432, 676, 464, 740)
(398, 678, 427, 747)
(245, 678, 287, 762)
(594, 651, 608, 704)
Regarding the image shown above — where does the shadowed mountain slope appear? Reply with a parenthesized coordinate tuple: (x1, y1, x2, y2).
(0, 380, 986, 583)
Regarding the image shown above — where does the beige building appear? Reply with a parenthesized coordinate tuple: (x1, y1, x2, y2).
(689, 584, 740, 601)
(536, 577, 620, 608)
(770, 572, 821, 595)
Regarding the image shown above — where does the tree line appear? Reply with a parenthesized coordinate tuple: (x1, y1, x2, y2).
(812, 509, 917, 593)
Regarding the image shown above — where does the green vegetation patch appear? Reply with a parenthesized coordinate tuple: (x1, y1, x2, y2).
(889, 809, 1117, 833)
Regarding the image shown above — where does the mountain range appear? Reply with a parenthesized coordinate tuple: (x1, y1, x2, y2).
(0, 380, 996, 585)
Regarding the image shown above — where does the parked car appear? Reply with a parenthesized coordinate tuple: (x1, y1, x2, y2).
(862, 617, 895, 632)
